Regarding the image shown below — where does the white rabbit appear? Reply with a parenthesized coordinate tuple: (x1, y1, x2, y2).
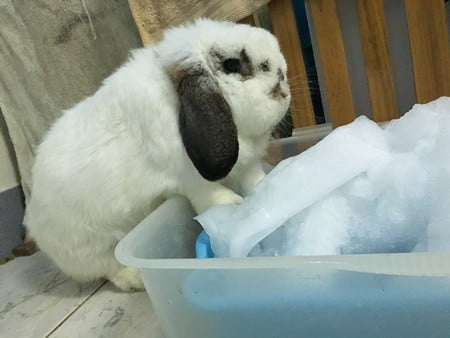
(25, 19, 291, 291)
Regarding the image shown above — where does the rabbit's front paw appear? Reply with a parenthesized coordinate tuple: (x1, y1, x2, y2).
(211, 189, 244, 206)
(109, 267, 144, 292)
(189, 184, 244, 213)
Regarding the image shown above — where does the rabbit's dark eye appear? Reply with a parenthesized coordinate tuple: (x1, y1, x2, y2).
(223, 58, 241, 74)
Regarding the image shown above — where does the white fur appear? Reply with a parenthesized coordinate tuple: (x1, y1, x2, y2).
(25, 19, 290, 291)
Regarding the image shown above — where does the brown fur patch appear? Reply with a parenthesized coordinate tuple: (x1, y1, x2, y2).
(166, 61, 203, 89)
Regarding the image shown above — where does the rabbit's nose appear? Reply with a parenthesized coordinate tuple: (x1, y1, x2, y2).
(271, 82, 290, 100)
(279, 82, 290, 99)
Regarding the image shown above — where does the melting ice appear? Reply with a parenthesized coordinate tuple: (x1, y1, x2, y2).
(196, 97, 450, 258)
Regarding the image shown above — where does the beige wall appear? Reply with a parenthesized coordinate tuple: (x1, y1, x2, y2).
(0, 113, 19, 192)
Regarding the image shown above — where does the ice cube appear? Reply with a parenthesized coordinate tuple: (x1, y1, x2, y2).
(197, 117, 391, 257)
(196, 97, 450, 258)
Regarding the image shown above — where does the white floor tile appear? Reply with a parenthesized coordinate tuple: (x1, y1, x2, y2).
(49, 282, 164, 338)
(0, 252, 102, 338)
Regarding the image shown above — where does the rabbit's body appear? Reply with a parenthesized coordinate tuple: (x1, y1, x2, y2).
(26, 19, 290, 290)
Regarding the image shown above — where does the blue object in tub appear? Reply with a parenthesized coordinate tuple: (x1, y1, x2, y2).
(195, 230, 419, 258)
(195, 231, 214, 258)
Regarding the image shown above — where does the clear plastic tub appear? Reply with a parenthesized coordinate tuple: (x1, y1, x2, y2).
(116, 134, 450, 338)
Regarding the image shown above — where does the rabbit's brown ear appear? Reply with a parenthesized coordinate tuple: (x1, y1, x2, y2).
(174, 66, 238, 181)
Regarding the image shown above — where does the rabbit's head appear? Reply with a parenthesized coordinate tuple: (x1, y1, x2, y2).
(157, 19, 290, 181)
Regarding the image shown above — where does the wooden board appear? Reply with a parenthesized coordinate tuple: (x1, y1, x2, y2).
(1, 252, 165, 338)
(0, 252, 102, 338)
(239, 14, 255, 26)
(49, 283, 164, 338)
(309, 0, 356, 127)
(269, 0, 316, 128)
(128, 0, 270, 45)
(357, 0, 398, 122)
(405, 0, 450, 103)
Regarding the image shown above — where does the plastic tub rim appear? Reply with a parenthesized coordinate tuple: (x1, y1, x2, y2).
(115, 197, 450, 277)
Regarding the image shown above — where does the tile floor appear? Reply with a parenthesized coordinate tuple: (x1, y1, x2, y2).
(0, 252, 165, 338)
